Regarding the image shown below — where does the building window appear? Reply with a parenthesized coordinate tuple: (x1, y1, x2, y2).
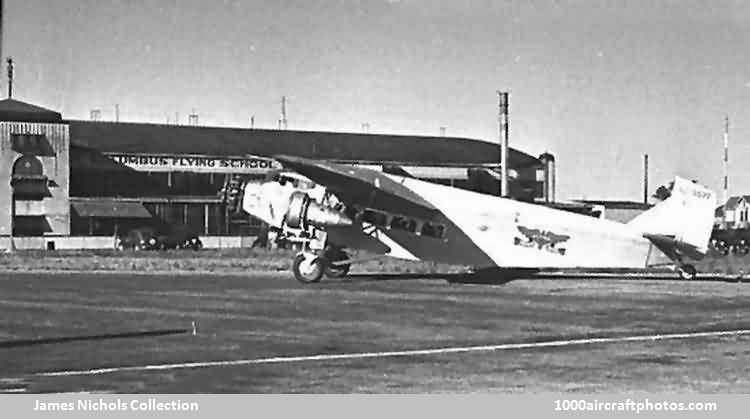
(12, 155, 50, 200)
(12, 154, 44, 178)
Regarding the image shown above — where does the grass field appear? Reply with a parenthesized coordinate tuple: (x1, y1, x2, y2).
(0, 248, 466, 276)
(2, 247, 749, 277)
(1, 271, 749, 393)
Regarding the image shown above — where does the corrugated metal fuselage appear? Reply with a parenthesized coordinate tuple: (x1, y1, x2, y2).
(343, 175, 655, 270)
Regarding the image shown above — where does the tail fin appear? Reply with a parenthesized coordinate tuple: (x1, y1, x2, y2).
(628, 177, 716, 253)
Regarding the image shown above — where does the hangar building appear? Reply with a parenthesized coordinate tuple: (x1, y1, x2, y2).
(0, 98, 551, 249)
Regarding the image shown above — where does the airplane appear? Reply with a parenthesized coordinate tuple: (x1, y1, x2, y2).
(236, 155, 716, 283)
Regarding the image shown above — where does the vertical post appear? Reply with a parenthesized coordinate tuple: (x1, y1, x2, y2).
(498, 91, 510, 197)
(113, 219, 119, 249)
(281, 96, 288, 130)
(0, 0, 4, 96)
(9, 182, 15, 251)
(724, 115, 729, 207)
(643, 154, 649, 205)
(6, 56, 13, 99)
(204, 203, 209, 235)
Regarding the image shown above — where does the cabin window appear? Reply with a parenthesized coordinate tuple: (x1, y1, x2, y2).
(390, 216, 417, 233)
(361, 209, 389, 226)
(359, 207, 445, 238)
(421, 222, 446, 239)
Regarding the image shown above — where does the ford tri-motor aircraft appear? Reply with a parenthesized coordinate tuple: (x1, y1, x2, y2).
(236, 155, 716, 283)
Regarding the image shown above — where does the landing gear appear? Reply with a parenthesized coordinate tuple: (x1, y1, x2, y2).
(291, 247, 351, 283)
(292, 252, 325, 283)
(677, 264, 697, 281)
(324, 249, 351, 278)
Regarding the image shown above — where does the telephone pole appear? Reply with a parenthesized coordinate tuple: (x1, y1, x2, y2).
(6, 56, 13, 98)
(280, 96, 288, 130)
(498, 91, 510, 197)
(723, 115, 729, 206)
(643, 154, 649, 205)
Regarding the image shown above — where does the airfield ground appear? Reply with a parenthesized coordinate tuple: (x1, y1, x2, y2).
(1, 268, 749, 393)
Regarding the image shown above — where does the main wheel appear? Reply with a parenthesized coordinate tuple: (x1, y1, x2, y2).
(292, 253, 325, 283)
(324, 249, 350, 278)
(325, 263, 351, 278)
(677, 264, 697, 281)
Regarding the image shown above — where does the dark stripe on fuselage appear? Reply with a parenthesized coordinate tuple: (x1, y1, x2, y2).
(377, 212, 498, 269)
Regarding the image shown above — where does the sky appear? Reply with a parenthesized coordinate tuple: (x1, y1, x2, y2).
(4, 0, 750, 201)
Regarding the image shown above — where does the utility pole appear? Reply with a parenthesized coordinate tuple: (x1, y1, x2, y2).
(6, 56, 13, 99)
(643, 154, 649, 205)
(497, 91, 510, 197)
(0, 0, 4, 98)
(723, 115, 729, 207)
(280, 96, 288, 130)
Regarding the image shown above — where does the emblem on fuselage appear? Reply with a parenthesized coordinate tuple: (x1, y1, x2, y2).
(513, 225, 569, 255)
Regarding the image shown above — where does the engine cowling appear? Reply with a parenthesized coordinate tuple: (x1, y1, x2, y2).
(285, 191, 352, 229)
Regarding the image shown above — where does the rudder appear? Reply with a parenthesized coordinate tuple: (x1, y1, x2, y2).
(628, 177, 716, 253)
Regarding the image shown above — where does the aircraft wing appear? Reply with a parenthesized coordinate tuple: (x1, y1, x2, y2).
(644, 233, 706, 261)
(274, 155, 439, 219)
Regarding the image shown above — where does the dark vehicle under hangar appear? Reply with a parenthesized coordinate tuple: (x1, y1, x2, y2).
(0, 98, 552, 250)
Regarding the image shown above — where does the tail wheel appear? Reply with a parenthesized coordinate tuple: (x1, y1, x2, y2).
(292, 253, 325, 284)
(678, 264, 697, 281)
(324, 249, 350, 278)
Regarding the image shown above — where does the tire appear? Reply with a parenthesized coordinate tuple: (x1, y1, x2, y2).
(292, 253, 325, 284)
(324, 249, 350, 278)
(325, 263, 350, 278)
(678, 264, 697, 281)
(192, 239, 203, 251)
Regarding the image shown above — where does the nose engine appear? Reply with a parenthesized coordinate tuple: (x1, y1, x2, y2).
(285, 191, 353, 229)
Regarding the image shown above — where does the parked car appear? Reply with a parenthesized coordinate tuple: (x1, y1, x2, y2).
(117, 227, 160, 250)
(155, 224, 203, 250)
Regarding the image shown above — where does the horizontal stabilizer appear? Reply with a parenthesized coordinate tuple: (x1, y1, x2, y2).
(644, 233, 706, 261)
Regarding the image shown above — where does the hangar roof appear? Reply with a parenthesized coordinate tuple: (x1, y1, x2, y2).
(0, 99, 62, 123)
(67, 120, 541, 168)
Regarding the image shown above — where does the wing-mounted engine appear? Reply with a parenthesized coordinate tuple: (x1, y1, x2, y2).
(285, 191, 353, 229)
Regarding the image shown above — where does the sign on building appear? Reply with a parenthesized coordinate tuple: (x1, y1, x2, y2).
(104, 153, 283, 174)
